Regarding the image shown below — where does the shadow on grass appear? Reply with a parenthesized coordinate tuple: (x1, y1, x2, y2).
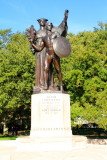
(72, 127, 107, 139)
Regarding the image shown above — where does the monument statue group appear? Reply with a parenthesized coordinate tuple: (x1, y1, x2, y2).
(26, 10, 71, 93)
(19, 10, 73, 151)
(16, 10, 87, 151)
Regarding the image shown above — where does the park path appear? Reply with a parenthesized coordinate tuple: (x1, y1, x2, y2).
(0, 140, 107, 160)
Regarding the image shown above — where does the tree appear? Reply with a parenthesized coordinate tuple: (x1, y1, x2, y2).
(61, 28, 107, 129)
(94, 22, 107, 31)
(0, 31, 34, 134)
(0, 29, 12, 49)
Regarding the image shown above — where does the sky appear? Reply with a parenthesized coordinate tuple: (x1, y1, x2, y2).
(0, 0, 107, 34)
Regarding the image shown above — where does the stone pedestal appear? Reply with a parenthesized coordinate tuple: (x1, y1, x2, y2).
(30, 92, 72, 138)
(16, 92, 87, 151)
(17, 92, 73, 151)
(29, 92, 72, 151)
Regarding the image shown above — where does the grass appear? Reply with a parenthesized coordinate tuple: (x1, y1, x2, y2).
(0, 136, 18, 140)
(0, 135, 29, 140)
(0, 134, 28, 140)
(0, 130, 30, 140)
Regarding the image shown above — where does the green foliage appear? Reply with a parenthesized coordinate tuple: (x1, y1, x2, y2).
(0, 29, 12, 48)
(94, 22, 107, 31)
(0, 32, 34, 131)
(61, 26, 107, 130)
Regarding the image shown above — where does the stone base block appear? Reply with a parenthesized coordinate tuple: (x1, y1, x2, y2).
(16, 136, 72, 151)
(16, 135, 87, 151)
(16, 92, 87, 151)
(30, 93, 72, 137)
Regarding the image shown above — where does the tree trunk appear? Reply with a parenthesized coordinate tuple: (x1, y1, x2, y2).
(2, 120, 8, 135)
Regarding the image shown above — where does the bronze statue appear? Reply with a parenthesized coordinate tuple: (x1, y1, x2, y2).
(34, 18, 47, 89)
(43, 23, 63, 90)
(52, 9, 69, 37)
(26, 10, 71, 93)
(26, 18, 48, 92)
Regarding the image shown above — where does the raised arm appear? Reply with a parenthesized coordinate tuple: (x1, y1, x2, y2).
(63, 10, 69, 23)
(57, 9, 69, 37)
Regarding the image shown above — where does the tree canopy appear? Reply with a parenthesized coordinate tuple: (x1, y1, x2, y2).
(61, 24, 107, 129)
(0, 30, 34, 134)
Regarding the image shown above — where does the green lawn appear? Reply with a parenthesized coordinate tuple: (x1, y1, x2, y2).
(0, 136, 18, 140)
(0, 130, 30, 140)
